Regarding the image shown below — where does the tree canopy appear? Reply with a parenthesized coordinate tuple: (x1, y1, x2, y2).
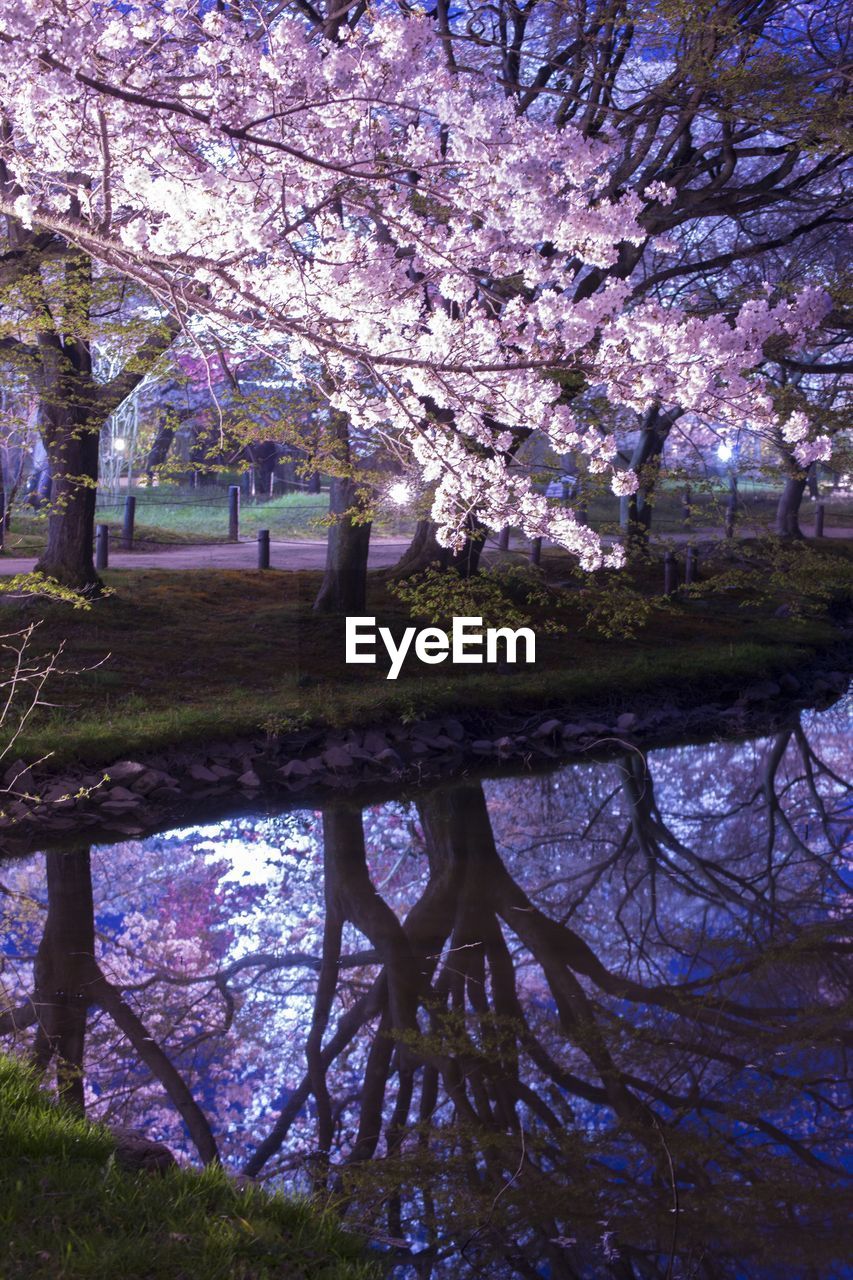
(0, 0, 845, 567)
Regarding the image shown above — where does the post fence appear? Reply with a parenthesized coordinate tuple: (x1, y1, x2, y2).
(815, 502, 825, 538)
(725, 474, 738, 539)
(96, 523, 109, 569)
(685, 544, 698, 586)
(122, 495, 136, 550)
(663, 550, 677, 595)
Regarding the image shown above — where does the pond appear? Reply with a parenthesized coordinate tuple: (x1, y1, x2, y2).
(1, 696, 850, 1278)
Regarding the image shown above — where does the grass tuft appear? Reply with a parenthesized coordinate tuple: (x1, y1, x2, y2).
(0, 1053, 379, 1279)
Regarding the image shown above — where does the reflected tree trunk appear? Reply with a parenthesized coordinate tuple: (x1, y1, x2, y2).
(322, 805, 421, 1034)
(31, 849, 96, 1113)
(422, 783, 652, 1134)
(20, 847, 219, 1162)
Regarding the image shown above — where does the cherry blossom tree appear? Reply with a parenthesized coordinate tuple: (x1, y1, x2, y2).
(0, 2, 837, 581)
(441, 0, 852, 544)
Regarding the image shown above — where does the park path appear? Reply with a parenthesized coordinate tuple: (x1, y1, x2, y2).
(0, 536, 411, 575)
(0, 524, 849, 577)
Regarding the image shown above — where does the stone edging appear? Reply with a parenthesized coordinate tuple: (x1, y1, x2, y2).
(1, 662, 849, 856)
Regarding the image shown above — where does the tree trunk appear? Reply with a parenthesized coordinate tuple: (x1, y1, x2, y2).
(390, 518, 444, 578)
(448, 516, 487, 577)
(145, 423, 175, 480)
(34, 404, 102, 593)
(618, 405, 680, 546)
(1, 437, 27, 529)
(249, 440, 278, 496)
(3, 225, 177, 588)
(391, 515, 486, 580)
(313, 475, 373, 613)
(774, 474, 807, 538)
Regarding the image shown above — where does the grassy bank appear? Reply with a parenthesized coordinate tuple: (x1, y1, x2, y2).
(2, 488, 415, 555)
(0, 1055, 376, 1280)
(5, 480, 852, 557)
(0, 492, 328, 557)
(4, 512, 221, 556)
(573, 478, 853, 534)
(91, 489, 331, 541)
(1, 539, 850, 771)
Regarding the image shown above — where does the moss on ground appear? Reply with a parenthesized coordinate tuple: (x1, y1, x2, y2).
(0, 540, 850, 770)
(0, 1054, 377, 1280)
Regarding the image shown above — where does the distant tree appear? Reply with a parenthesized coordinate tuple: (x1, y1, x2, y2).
(0, 217, 178, 590)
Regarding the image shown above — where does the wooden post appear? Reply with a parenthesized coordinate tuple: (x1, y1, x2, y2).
(122, 495, 136, 550)
(663, 550, 677, 595)
(228, 485, 240, 542)
(95, 523, 109, 569)
(684, 544, 698, 585)
(529, 537, 542, 566)
(682, 483, 692, 528)
(725, 474, 738, 539)
(257, 528, 270, 569)
(497, 527, 510, 551)
(815, 502, 825, 538)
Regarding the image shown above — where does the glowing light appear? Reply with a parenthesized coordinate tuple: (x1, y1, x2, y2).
(388, 481, 411, 505)
(113, 438, 126, 453)
(717, 442, 733, 462)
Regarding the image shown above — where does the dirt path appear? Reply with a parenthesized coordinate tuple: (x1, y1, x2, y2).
(0, 537, 412, 575)
(1, 524, 848, 577)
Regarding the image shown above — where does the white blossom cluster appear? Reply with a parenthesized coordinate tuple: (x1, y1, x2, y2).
(0, 3, 833, 561)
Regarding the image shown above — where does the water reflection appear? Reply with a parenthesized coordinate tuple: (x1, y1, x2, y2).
(1, 700, 850, 1277)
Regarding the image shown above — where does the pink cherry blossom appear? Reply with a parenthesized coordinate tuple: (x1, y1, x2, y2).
(0, 4, 833, 563)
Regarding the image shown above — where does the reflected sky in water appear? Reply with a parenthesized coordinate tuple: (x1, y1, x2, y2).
(2, 698, 851, 1278)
